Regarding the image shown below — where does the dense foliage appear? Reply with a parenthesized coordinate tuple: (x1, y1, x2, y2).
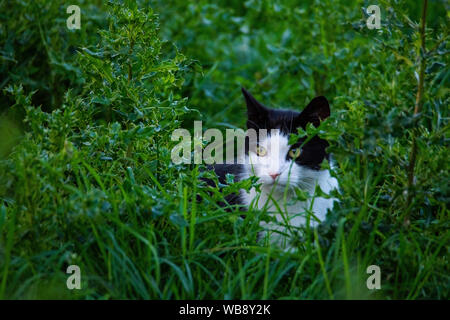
(0, 0, 448, 299)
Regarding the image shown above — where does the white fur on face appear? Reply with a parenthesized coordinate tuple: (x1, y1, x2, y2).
(246, 130, 302, 188)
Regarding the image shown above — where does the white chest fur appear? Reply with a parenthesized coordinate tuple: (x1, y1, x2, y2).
(241, 168, 337, 218)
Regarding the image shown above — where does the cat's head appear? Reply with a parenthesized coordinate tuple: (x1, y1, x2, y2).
(241, 87, 330, 188)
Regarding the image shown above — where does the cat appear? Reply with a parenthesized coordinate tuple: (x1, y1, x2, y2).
(208, 88, 338, 249)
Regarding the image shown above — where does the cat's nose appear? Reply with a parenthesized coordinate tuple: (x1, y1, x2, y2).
(269, 173, 280, 180)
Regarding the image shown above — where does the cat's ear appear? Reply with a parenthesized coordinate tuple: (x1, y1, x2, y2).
(296, 96, 330, 128)
(241, 88, 268, 129)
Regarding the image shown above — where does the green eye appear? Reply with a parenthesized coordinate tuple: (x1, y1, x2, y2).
(255, 145, 267, 157)
(289, 148, 300, 159)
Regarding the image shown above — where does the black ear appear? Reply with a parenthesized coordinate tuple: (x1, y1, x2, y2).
(241, 88, 268, 129)
(295, 96, 330, 128)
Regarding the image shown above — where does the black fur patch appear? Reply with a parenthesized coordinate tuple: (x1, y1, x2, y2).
(201, 164, 244, 207)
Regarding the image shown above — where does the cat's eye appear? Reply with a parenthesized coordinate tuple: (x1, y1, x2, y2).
(255, 145, 267, 157)
(289, 148, 301, 159)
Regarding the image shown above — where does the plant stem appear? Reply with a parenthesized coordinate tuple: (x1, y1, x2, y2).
(128, 30, 135, 83)
(405, 0, 428, 225)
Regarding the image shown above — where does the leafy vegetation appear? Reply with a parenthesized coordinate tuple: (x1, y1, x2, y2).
(0, 0, 448, 299)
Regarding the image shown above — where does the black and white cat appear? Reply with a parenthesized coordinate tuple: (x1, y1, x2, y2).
(210, 88, 338, 248)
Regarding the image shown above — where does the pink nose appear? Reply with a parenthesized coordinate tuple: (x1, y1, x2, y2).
(269, 173, 280, 180)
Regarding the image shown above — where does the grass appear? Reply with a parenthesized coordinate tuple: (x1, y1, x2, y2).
(0, 0, 448, 299)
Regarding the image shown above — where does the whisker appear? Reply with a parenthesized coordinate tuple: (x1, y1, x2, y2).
(247, 119, 261, 130)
